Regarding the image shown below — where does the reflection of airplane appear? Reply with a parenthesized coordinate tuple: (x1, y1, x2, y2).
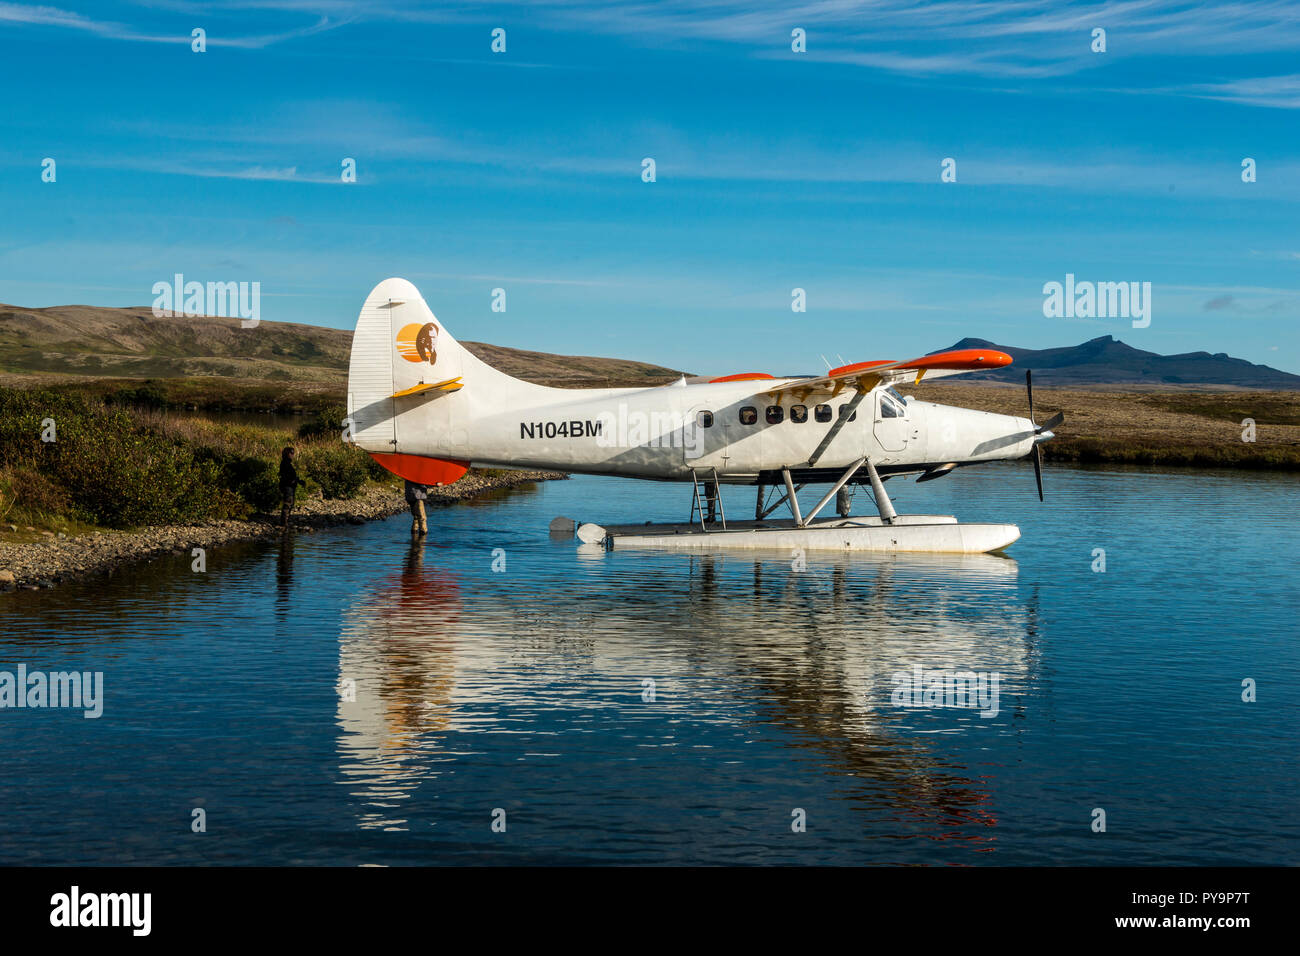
(336, 548, 1036, 845)
(336, 539, 461, 829)
(346, 278, 1064, 553)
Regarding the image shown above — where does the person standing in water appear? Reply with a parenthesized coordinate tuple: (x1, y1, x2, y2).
(279, 446, 302, 530)
(405, 479, 428, 536)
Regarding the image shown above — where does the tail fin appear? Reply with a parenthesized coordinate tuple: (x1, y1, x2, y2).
(346, 277, 548, 484)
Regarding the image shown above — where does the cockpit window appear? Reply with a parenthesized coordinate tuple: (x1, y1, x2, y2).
(880, 395, 903, 419)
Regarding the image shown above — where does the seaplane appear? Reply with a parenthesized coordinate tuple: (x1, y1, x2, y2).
(346, 278, 1064, 553)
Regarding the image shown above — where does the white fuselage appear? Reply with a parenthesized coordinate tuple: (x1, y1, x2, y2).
(388, 377, 1038, 483)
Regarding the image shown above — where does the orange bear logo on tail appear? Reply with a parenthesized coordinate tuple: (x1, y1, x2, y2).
(395, 322, 439, 365)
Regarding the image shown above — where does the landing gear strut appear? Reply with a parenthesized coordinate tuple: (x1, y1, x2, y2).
(864, 459, 897, 525)
(756, 458, 895, 527)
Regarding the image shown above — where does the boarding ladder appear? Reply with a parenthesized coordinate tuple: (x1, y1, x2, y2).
(688, 468, 727, 531)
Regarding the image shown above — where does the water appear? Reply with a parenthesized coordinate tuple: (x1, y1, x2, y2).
(0, 464, 1296, 865)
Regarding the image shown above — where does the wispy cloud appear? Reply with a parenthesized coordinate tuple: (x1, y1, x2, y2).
(62, 98, 1300, 198)
(0, 1, 350, 48)
(1176, 73, 1300, 109)
(460, 0, 1300, 83)
(9, 0, 1300, 112)
(1201, 293, 1290, 314)
(81, 156, 348, 183)
(12, 1, 1300, 83)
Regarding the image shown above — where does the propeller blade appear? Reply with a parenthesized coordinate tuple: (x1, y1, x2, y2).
(1026, 369, 1035, 425)
(1033, 443, 1044, 502)
(1037, 411, 1065, 433)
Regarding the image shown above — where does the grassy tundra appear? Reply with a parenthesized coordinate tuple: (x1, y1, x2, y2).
(908, 383, 1300, 469)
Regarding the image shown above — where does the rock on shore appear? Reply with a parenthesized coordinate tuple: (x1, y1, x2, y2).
(0, 470, 563, 591)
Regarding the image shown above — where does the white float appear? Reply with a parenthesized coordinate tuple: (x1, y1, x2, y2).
(586, 515, 1019, 554)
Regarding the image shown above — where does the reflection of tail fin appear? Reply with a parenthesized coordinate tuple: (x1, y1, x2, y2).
(345, 277, 550, 484)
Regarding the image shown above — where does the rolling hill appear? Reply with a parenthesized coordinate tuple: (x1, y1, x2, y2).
(0, 302, 686, 388)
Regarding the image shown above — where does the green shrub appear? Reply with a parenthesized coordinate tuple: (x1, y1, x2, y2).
(0, 388, 221, 527)
(204, 451, 283, 512)
(41, 422, 223, 527)
(105, 380, 170, 410)
(298, 443, 370, 499)
(0, 386, 386, 527)
(0, 464, 71, 525)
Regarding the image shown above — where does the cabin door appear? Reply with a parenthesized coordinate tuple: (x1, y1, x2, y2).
(685, 404, 733, 472)
(873, 391, 909, 452)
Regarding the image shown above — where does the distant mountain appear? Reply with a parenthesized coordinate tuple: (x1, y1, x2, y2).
(0, 303, 685, 388)
(936, 335, 1300, 389)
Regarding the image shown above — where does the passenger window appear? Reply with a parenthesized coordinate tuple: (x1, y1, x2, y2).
(814, 404, 832, 423)
(791, 404, 808, 424)
(697, 410, 713, 428)
(837, 405, 857, 422)
(766, 405, 784, 424)
(739, 406, 757, 425)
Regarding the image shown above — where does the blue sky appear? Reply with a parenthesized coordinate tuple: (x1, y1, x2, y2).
(1, 1, 1298, 375)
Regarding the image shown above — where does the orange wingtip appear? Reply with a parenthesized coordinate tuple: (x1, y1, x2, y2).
(829, 350, 1012, 378)
(899, 348, 1013, 371)
(367, 452, 469, 486)
(709, 372, 776, 383)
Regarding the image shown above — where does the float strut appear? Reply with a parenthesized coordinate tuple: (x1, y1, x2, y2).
(803, 456, 867, 525)
(782, 467, 804, 527)
(759, 480, 806, 520)
(865, 459, 897, 525)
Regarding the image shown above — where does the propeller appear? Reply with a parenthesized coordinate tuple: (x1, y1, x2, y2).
(1026, 370, 1065, 502)
(1032, 440, 1045, 502)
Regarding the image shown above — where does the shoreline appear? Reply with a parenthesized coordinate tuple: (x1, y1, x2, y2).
(0, 470, 564, 592)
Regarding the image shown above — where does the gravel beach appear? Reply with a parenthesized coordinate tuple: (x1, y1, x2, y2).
(0, 470, 563, 591)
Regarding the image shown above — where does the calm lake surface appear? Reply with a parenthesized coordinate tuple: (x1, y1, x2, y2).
(1, 464, 1296, 865)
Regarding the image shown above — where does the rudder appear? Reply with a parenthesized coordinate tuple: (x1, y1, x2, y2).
(346, 277, 470, 483)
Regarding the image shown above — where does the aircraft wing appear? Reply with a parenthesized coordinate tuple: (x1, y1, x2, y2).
(760, 347, 1013, 400)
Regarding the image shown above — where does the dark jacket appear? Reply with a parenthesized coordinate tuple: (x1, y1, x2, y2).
(279, 459, 299, 492)
(404, 481, 428, 503)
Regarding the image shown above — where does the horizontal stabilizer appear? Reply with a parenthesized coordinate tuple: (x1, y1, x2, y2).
(389, 377, 464, 399)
